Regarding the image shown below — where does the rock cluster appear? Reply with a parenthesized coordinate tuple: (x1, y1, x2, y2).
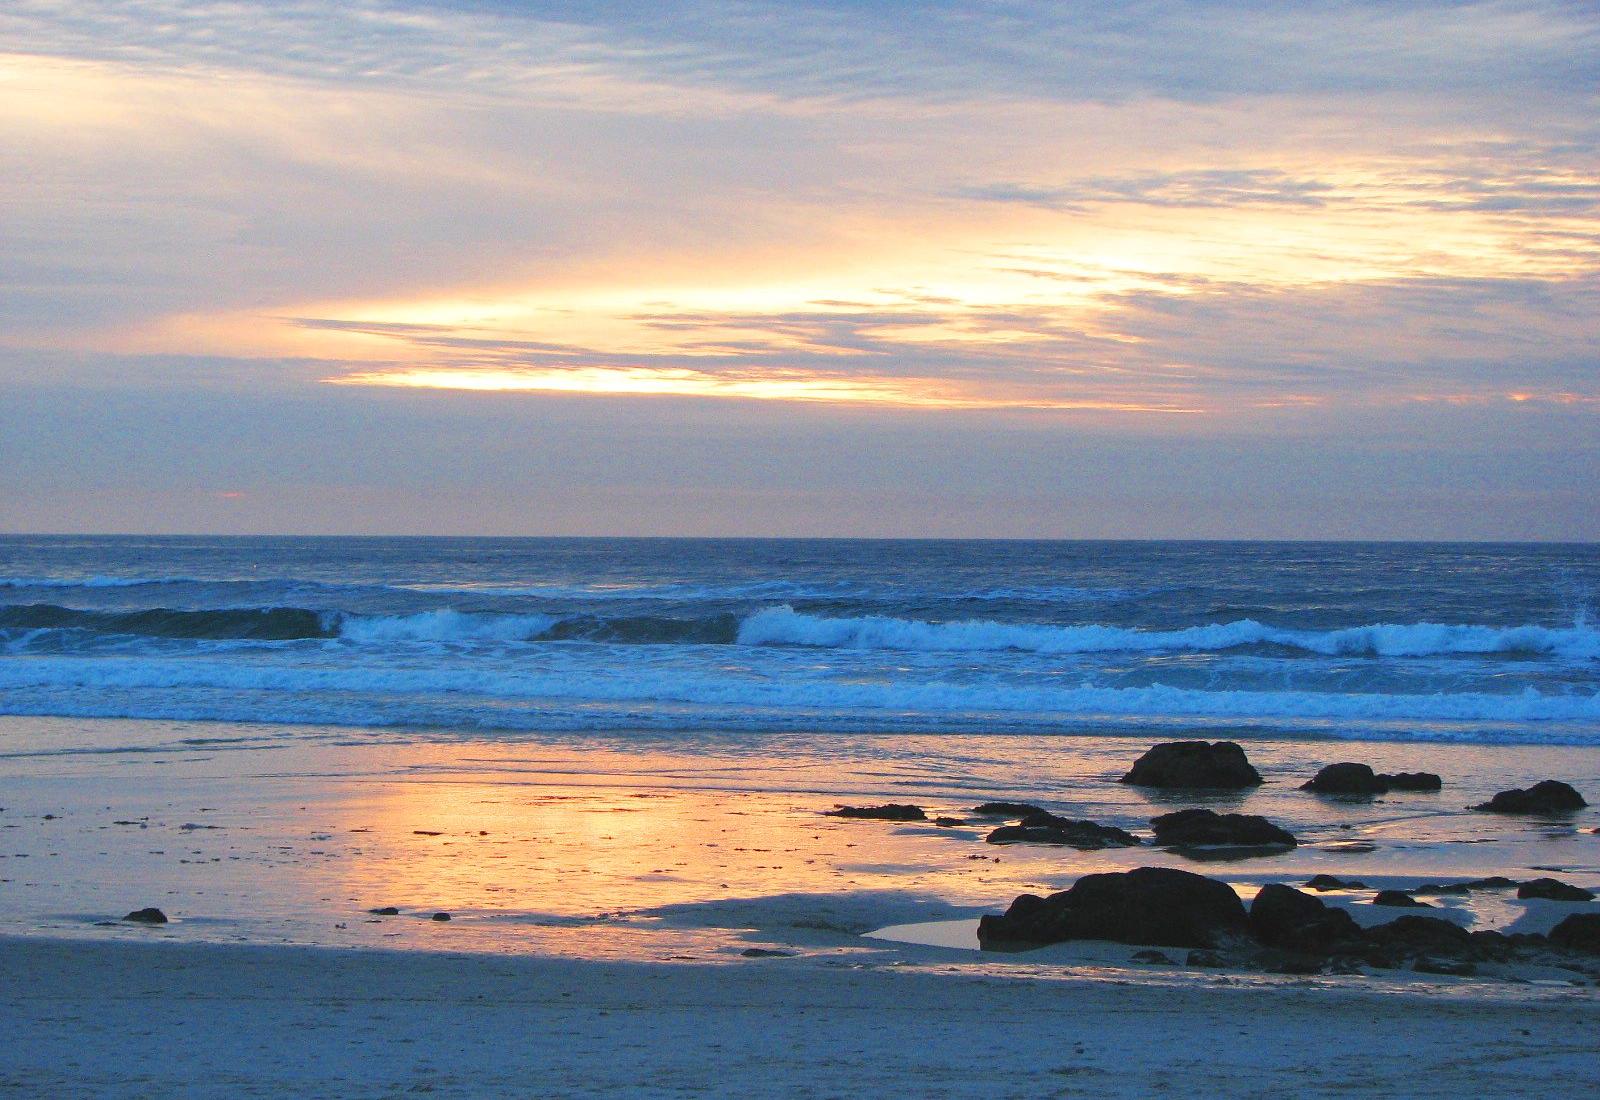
(1301, 763, 1442, 795)
(979, 868, 1600, 976)
(985, 811, 1141, 849)
(1149, 808, 1296, 851)
(970, 801, 1046, 818)
(977, 867, 1250, 948)
(822, 804, 928, 821)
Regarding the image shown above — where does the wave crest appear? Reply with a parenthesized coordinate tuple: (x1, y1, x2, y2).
(735, 606, 1600, 659)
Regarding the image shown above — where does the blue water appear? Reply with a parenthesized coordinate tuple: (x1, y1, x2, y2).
(0, 536, 1596, 744)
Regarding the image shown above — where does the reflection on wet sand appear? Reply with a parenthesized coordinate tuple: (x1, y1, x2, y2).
(0, 717, 1595, 967)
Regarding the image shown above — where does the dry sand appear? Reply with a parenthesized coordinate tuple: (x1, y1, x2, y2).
(4, 933, 1597, 1099)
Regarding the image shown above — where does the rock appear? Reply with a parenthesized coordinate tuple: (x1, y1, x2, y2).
(1413, 956, 1476, 976)
(431, 912, 451, 921)
(978, 866, 1250, 949)
(1119, 741, 1262, 788)
(1302, 763, 1387, 795)
(985, 812, 1141, 849)
(1549, 913, 1600, 954)
(1186, 949, 1226, 968)
(1373, 890, 1431, 908)
(823, 804, 927, 821)
(932, 817, 967, 827)
(970, 802, 1047, 818)
(1304, 874, 1366, 891)
(1262, 952, 1326, 975)
(367, 906, 401, 915)
(1518, 878, 1596, 902)
(1302, 764, 1442, 795)
(1365, 916, 1472, 955)
(740, 947, 796, 957)
(1130, 949, 1175, 965)
(1250, 884, 1365, 954)
(1379, 772, 1442, 791)
(1473, 780, 1588, 815)
(1150, 808, 1297, 849)
(123, 907, 168, 924)
(1468, 930, 1513, 960)
(1415, 876, 1516, 894)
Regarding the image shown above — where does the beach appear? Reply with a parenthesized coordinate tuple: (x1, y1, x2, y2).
(1, 539, 1597, 1093)
(2, 713, 1598, 1094)
(8, 933, 1599, 1099)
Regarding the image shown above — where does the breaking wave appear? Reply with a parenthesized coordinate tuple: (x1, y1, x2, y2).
(4, 599, 1596, 659)
(736, 606, 1600, 659)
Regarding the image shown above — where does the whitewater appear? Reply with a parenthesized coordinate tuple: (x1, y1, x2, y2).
(0, 536, 1595, 744)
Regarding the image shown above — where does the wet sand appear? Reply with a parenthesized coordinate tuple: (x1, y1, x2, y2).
(2, 715, 1597, 1093)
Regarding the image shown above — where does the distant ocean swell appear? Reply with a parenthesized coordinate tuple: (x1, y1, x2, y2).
(3, 601, 1597, 659)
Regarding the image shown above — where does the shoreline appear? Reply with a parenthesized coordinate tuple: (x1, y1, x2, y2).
(2, 714, 1598, 1093)
(5, 933, 1599, 1098)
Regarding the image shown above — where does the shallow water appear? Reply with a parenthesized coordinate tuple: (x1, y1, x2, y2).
(2, 716, 1595, 962)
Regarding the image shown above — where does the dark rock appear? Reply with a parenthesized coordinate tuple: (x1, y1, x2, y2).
(1250, 884, 1366, 954)
(1413, 956, 1476, 976)
(1519, 878, 1596, 902)
(1473, 780, 1588, 815)
(1302, 764, 1443, 796)
(740, 947, 796, 957)
(1379, 772, 1442, 791)
(1365, 916, 1472, 955)
(1186, 949, 1226, 968)
(1302, 763, 1387, 795)
(1150, 808, 1296, 849)
(1416, 876, 1516, 894)
(1373, 890, 1431, 908)
(368, 906, 401, 915)
(1468, 930, 1511, 956)
(1119, 741, 1262, 789)
(970, 802, 1047, 818)
(986, 812, 1141, 849)
(430, 912, 451, 921)
(1304, 874, 1366, 891)
(123, 907, 168, 924)
(1549, 913, 1600, 953)
(823, 804, 927, 821)
(1130, 949, 1175, 965)
(978, 866, 1250, 949)
(1263, 952, 1326, 975)
(932, 817, 967, 827)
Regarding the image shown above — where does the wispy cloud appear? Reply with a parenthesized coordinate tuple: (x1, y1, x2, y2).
(2, 0, 1598, 533)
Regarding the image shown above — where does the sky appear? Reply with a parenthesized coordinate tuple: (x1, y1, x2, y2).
(1, 0, 1597, 538)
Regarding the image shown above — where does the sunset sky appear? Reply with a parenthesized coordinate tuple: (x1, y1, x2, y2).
(3, 0, 1597, 537)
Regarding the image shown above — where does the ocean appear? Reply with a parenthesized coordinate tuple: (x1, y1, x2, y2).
(0, 536, 1596, 745)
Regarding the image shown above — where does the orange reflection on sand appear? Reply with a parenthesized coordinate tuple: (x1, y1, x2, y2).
(315, 742, 1068, 942)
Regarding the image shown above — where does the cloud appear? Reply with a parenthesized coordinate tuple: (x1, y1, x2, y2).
(2, 0, 1598, 534)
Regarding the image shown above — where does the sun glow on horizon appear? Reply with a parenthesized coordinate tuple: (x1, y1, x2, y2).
(323, 365, 1204, 412)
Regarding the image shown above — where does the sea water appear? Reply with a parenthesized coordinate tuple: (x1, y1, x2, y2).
(0, 536, 1596, 745)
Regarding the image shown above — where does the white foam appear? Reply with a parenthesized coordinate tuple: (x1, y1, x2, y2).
(1, 654, 1597, 733)
(336, 609, 559, 644)
(735, 606, 1600, 659)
